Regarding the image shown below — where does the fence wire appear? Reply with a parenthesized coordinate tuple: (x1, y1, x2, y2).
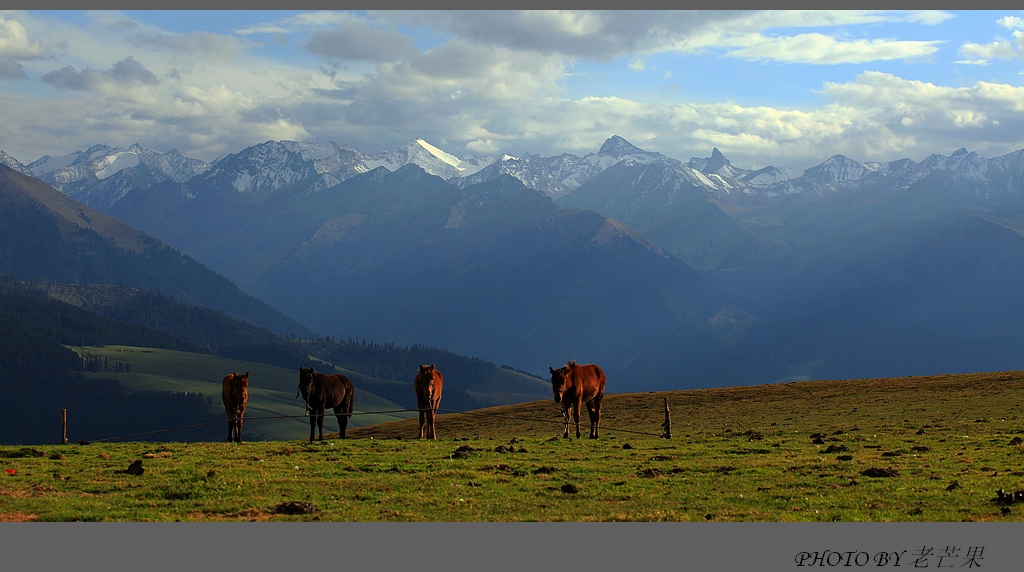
(74, 404, 670, 444)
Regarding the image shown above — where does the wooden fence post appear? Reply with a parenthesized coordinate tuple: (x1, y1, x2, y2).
(61, 409, 69, 444)
(661, 398, 671, 439)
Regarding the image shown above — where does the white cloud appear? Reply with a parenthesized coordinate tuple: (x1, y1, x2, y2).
(726, 33, 942, 64)
(0, 15, 46, 58)
(5, 9, 1024, 174)
(819, 71, 1024, 149)
(376, 10, 953, 65)
(997, 15, 1024, 30)
(380, 11, 749, 61)
(958, 30, 1024, 63)
(0, 15, 66, 60)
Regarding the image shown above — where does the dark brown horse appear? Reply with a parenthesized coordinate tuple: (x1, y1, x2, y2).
(549, 360, 606, 439)
(221, 371, 249, 443)
(297, 367, 355, 441)
(414, 364, 444, 440)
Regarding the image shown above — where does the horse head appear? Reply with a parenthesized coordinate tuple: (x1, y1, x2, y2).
(549, 365, 571, 403)
(297, 367, 315, 403)
(417, 363, 438, 394)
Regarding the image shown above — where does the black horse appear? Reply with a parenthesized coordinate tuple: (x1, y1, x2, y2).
(297, 367, 355, 441)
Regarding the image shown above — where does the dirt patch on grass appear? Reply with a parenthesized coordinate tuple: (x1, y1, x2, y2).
(0, 512, 39, 522)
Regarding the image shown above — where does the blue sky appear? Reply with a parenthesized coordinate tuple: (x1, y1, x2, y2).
(4, 10, 1024, 170)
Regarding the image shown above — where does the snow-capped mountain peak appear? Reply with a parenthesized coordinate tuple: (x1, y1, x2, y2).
(94, 150, 140, 180)
(415, 138, 461, 169)
(598, 135, 647, 158)
(364, 138, 495, 179)
(0, 150, 32, 176)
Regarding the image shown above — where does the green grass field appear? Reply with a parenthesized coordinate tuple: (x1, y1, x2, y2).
(70, 345, 416, 441)
(3, 370, 1024, 522)
(67, 345, 552, 442)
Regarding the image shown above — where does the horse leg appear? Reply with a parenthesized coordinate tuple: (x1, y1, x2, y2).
(317, 409, 325, 440)
(418, 407, 426, 439)
(234, 407, 243, 443)
(586, 399, 600, 439)
(308, 410, 316, 442)
(427, 406, 436, 440)
(225, 408, 233, 442)
(573, 399, 583, 439)
(561, 404, 570, 439)
(334, 406, 348, 439)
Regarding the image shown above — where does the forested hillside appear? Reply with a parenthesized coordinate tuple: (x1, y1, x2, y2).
(0, 276, 550, 444)
(0, 280, 222, 444)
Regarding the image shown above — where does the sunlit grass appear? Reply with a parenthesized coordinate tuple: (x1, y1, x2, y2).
(2, 371, 1023, 522)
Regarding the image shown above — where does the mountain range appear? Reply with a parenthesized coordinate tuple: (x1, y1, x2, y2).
(3, 135, 1023, 390)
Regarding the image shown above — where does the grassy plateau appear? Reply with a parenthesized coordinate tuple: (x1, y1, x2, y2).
(2, 370, 1024, 522)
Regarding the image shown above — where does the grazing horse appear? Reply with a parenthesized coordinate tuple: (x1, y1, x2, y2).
(414, 364, 444, 440)
(297, 367, 355, 441)
(221, 371, 249, 443)
(549, 360, 606, 439)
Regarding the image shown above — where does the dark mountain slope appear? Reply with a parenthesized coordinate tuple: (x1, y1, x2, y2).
(0, 165, 313, 338)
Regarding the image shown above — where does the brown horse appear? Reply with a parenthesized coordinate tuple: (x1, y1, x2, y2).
(414, 364, 444, 440)
(221, 371, 249, 443)
(297, 367, 355, 441)
(549, 360, 606, 439)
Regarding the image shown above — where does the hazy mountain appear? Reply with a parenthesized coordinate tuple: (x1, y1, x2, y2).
(25, 143, 209, 211)
(8, 134, 1024, 388)
(558, 159, 789, 270)
(455, 135, 679, 198)
(0, 164, 312, 338)
(95, 161, 732, 386)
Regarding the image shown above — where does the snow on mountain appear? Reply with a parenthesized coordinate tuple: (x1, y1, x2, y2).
(198, 140, 380, 197)
(94, 151, 140, 179)
(26, 144, 209, 187)
(455, 135, 681, 197)
(278, 140, 368, 179)
(132, 145, 209, 183)
(0, 150, 32, 176)
(15, 135, 1024, 213)
(26, 149, 86, 176)
(742, 166, 805, 195)
(204, 140, 321, 194)
(365, 138, 495, 179)
(804, 154, 882, 184)
(688, 148, 749, 179)
(27, 144, 118, 183)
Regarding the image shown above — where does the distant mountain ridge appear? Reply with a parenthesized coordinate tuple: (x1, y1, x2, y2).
(9, 135, 1024, 212)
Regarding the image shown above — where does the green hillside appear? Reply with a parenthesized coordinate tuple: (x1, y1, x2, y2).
(70, 345, 415, 442)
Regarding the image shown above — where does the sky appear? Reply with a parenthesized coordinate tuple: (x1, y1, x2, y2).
(3, 10, 1024, 170)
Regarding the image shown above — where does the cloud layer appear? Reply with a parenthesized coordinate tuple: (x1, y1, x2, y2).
(2, 10, 1024, 170)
